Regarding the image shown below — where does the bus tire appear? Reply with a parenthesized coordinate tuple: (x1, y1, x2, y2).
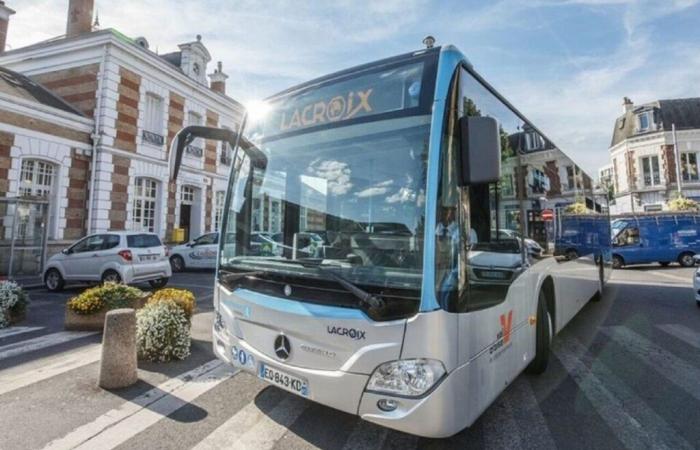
(592, 260, 604, 302)
(612, 255, 624, 269)
(526, 290, 551, 375)
(679, 252, 695, 268)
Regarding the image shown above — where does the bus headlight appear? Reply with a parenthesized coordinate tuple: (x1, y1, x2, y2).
(367, 359, 446, 397)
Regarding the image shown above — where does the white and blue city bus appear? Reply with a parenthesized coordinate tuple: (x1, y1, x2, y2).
(170, 44, 611, 438)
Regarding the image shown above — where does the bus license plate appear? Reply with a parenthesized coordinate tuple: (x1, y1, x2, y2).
(258, 363, 309, 397)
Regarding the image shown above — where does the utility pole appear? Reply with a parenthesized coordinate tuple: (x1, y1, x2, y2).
(673, 123, 682, 196)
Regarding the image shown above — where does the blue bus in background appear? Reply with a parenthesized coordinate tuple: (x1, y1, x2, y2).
(611, 213, 700, 268)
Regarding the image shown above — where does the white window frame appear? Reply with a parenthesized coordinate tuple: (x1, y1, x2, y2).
(681, 152, 700, 182)
(637, 111, 651, 132)
(181, 185, 196, 204)
(133, 177, 159, 233)
(19, 159, 55, 198)
(640, 155, 661, 187)
(144, 93, 164, 136)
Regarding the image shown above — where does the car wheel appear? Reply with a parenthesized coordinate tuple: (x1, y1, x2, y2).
(679, 252, 695, 268)
(659, 261, 670, 267)
(612, 255, 624, 269)
(170, 255, 185, 272)
(149, 278, 169, 289)
(101, 270, 122, 284)
(526, 290, 551, 375)
(45, 268, 65, 292)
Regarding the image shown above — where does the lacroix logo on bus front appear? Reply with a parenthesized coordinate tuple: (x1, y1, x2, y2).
(279, 89, 373, 132)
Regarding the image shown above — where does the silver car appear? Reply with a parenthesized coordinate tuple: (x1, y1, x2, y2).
(43, 232, 172, 291)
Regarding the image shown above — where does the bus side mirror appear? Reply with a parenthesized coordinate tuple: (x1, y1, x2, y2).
(459, 116, 501, 186)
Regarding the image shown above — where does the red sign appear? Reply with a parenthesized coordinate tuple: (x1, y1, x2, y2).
(541, 209, 554, 221)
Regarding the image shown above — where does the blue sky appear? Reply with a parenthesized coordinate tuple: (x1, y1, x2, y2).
(9, 0, 700, 175)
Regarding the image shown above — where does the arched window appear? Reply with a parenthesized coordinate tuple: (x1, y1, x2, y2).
(133, 177, 159, 232)
(20, 159, 55, 197)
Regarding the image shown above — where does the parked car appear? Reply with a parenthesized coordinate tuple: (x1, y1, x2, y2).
(611, 213, 700, 268)
(44, 232, 171, 291)
(169, 232, 219, 271)
(497, 229, 543, 257)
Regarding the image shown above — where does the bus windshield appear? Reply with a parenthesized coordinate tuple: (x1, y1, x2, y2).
(219, 54, 436, 297)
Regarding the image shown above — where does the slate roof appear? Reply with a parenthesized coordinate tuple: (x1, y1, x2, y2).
(611, 97, 700, 147)
(159, 51, 182, 69)
(0, 65, 85, 116)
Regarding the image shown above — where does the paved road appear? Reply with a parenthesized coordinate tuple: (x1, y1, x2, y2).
(1, 267, 699, 449)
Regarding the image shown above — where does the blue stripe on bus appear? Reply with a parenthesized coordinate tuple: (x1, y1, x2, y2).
(223, 289, 369, 319)
(420, 46, 466, 312)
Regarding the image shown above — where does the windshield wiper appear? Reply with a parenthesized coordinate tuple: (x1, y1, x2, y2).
(280, 260, 386, 310)
(219, 269, 263, 286)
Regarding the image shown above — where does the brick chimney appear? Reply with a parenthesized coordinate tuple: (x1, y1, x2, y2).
(66, 0, 94, 38)
(623, 96, 634, 114)
(0, 2, 15, 53)
(208, 61, 228, 95)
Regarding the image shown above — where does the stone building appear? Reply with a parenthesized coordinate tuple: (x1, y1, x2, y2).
(607, 97, 700, 213)
(0, 0, 244, 253)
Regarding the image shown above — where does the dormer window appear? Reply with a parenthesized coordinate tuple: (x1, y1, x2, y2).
(637, 111, 651, 132)
(193, 62, 201, 76)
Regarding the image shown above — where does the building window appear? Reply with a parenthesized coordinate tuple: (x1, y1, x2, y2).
(641, 155, 661, 186)
(142, 93, 165, 146)
(682, 152, 700, 182)
(181, 185, 195, 204)
(524, 132, 543, 151)
(500, 174, 514, 197)
(566, 165, 582, 191)
(186, 111, 203, 156)
(637, 112, 651, 132)
(19, 159, 55, 197)
(220, 125, 233, 165)
(133, 178, 158, 232)
(214, 191, 225, 230)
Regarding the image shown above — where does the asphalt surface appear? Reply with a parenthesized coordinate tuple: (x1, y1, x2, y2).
(1, 266, 699, 449)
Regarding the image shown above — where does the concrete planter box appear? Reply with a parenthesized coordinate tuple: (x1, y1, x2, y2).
(65, 296, 149, 331)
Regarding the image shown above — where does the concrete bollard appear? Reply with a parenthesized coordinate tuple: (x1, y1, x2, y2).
(98, 308, 138, 389)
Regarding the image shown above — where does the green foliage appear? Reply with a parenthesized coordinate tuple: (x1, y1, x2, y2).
(137, 301, 191, 362)
(67, 283, 144, 315)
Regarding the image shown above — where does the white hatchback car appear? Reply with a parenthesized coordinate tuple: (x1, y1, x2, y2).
(44, 232, 172, 291)
(169, 232, 219, 271)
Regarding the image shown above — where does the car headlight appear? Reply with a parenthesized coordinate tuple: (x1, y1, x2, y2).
(367, 359, 446, 397)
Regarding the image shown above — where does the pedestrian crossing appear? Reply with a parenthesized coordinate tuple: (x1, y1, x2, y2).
(0, 320, 699, 450)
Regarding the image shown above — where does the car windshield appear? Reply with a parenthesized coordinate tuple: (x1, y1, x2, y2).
(219, 55, 435, 294)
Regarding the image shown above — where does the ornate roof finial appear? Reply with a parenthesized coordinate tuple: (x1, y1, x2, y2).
(93, 9, 100, 29)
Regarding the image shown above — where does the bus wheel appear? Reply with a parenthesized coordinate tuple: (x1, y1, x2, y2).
(679, 252, 695, 268)
(592, 261, 604, 302)
(612, 255, 624, 269)
(526, 290, 551, 375)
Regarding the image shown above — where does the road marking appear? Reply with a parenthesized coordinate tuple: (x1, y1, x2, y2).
(553, 335, 693, 450)
(341, 420, 389, 450)
(44, 360, 235, 450)
(602, 326, 700, 402)
(195, 394, 309, 450)
(0, 331, 98, 361)
(227, 395, 309, 450)
(657, 324, 700, 350)
(505, 378, 557, 450)
(0, 344, 101, 396)
(0, 326, 44, 339)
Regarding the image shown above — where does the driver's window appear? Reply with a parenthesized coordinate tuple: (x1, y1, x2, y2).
(619, 227, 640, 246)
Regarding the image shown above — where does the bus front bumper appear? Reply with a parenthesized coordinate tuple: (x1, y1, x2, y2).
(212, 324, 467, 438)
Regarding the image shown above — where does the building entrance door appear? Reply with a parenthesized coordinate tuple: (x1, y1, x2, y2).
(180, 204, 192, 242)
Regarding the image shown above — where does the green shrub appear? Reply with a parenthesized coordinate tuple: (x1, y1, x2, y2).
(147, 288, 195, 318)
(136, 300, 191, 362)
(67, 283, 144, 315)
(0, 281, 29, 328)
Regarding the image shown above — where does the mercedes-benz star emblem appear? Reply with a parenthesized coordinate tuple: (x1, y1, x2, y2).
(284, 284, 292, 297)
(274, 334, 291, 360)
